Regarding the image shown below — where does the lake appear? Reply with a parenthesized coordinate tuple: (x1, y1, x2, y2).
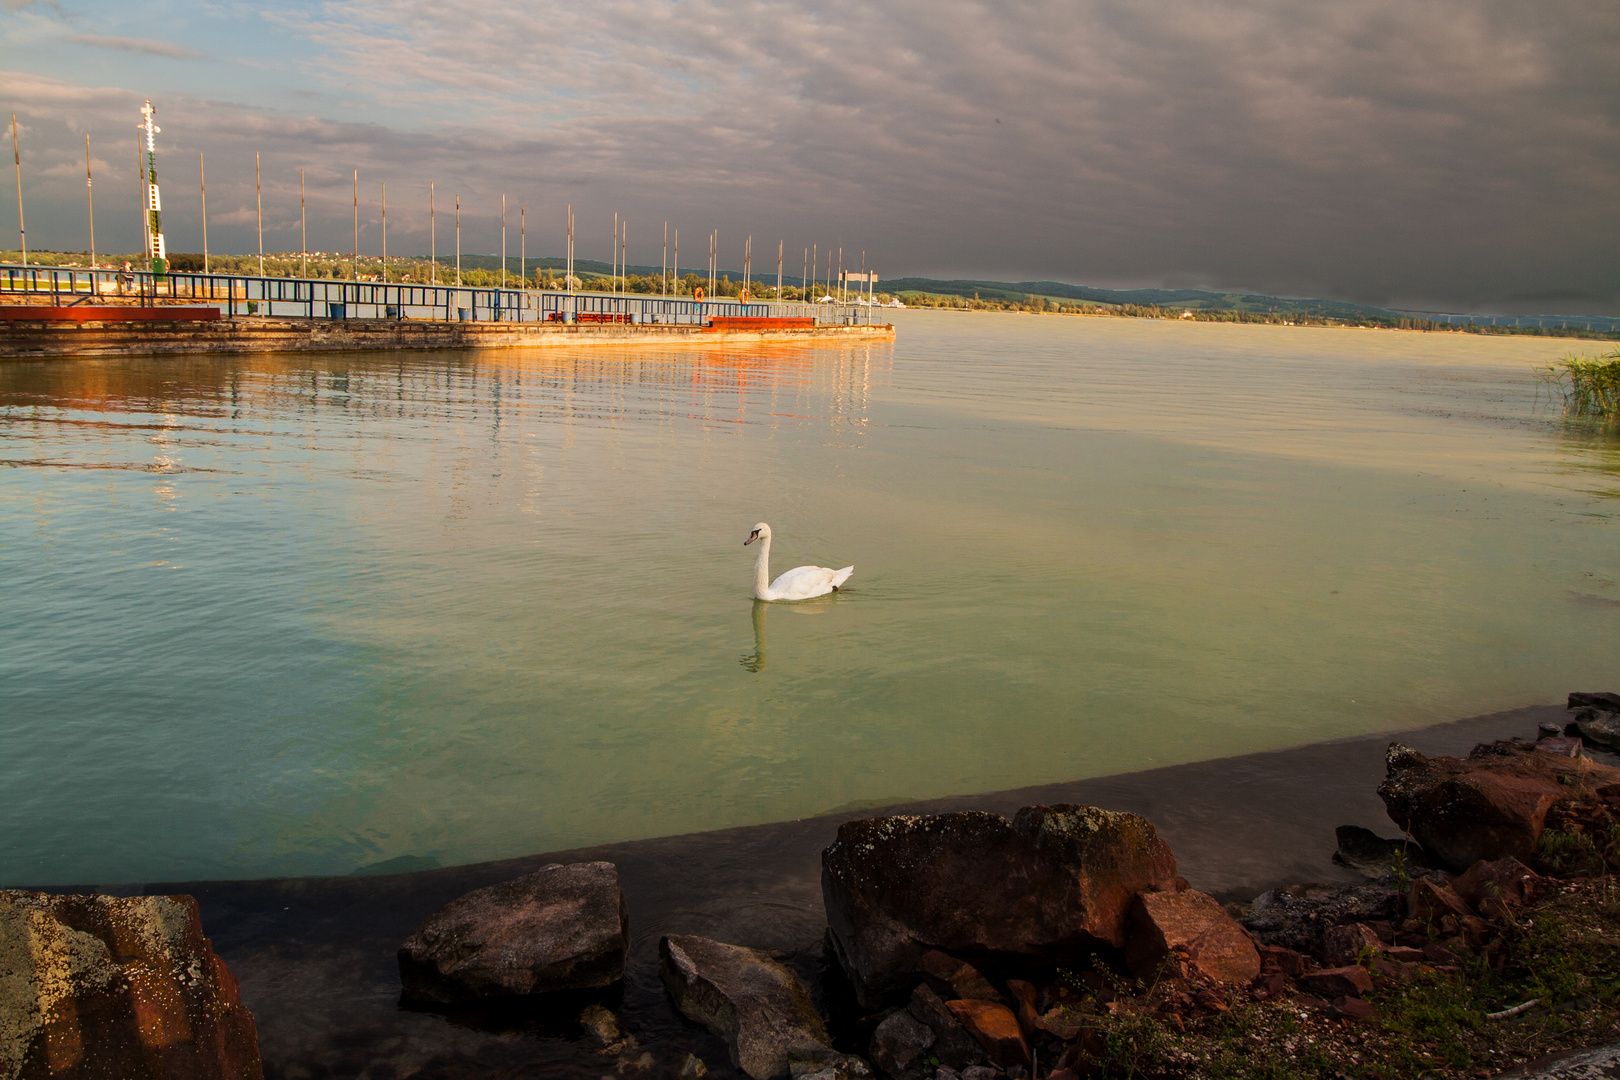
(2, 311, 1615, 886)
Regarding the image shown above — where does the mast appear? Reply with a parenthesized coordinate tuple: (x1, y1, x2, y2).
(139, 101, 166, 276)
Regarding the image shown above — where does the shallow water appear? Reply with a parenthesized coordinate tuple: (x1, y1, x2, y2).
(2, 312, 1616, 885)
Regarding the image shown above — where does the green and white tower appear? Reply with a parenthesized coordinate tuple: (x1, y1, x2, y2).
(139, 100, 167, 277)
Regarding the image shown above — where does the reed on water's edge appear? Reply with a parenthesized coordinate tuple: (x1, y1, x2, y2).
(1541, 349, 1620, 423)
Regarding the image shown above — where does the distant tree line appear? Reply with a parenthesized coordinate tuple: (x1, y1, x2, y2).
(895, 290, 1620, 341)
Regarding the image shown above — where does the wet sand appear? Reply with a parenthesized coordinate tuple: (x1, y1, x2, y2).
(69, 703, 1572, 1079)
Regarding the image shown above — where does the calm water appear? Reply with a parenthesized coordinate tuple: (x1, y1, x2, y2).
(2, 312, 1616, 886)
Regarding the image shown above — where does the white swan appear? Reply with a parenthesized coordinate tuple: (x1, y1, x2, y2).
(743, 522, 853, 601)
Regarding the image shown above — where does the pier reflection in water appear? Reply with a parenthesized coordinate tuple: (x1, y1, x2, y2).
(1, 313, 1617, 888)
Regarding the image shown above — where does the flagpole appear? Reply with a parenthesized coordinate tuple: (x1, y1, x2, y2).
(85, 135, 96, 270)
(255, 152, 263, 277)
(12, 113, 26, 269)
(197, 151, 206, 273)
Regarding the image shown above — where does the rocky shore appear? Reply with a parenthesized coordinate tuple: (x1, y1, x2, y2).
(7, 697, 1620, 1079)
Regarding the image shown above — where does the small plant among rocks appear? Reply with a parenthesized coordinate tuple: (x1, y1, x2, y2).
(1016, 876, 1620, 1080)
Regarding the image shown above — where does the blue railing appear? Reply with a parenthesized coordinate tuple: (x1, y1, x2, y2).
(0, 264, 879, 326)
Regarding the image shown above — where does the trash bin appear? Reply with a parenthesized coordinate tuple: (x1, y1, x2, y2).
(327, 303, 346, 319)
(385, 305, 400, 319)
(457, 307, 471, 321)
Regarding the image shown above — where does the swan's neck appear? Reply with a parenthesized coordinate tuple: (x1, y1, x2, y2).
(753, 535, 772, 599)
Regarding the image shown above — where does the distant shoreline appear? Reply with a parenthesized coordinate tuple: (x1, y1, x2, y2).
(892, 299, 1620, 342)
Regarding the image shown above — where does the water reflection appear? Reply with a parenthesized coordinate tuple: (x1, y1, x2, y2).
(740, 596, 843, 672)
(741, 599, 769, 672)
(0, 344, 884, 457)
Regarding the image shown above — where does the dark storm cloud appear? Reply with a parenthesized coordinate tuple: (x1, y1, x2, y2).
(4, 0, 1617, 311)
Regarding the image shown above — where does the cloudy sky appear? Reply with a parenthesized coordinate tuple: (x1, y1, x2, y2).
(3, 0, 1617, 312)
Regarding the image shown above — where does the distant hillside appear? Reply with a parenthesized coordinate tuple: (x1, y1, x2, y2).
(880, 277, 1400, 320)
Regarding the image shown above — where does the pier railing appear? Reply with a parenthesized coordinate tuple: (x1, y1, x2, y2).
(0, 264, 881, 326)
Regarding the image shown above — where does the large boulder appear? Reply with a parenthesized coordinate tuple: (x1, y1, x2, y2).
(0, 890, 262, 1080)
(821, 805, 1182, 1006)
(397, 862, 628, 1004)
(659, 935, 829, 1080)
(1378, 742, 1620, 871)
(1124, 888, 1261, 986)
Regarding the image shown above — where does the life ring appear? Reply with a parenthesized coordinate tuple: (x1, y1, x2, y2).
(694, 287, 705, 302)
(740, 289, 749, 304)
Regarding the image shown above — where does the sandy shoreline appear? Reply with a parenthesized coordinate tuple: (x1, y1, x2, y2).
(29, 700, 1581, 1078)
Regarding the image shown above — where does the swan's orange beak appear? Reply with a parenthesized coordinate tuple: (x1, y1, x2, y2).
(743, 530, 759, 546)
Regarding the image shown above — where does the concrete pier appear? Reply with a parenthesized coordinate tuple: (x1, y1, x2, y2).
(0, 314, 895, 360)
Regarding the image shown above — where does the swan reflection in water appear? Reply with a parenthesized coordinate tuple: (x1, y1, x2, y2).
(740, 596, 837, 672)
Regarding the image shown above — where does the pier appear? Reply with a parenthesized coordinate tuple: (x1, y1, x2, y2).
(0, 263, 894, 358)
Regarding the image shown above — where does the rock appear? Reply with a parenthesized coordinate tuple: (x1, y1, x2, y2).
(398, 862, 628, 1004)
(1330, 996, 1376, 1020)
(917, 951, 1003, 1003)
(0, 890, 262, 1080)
(1033, 1004, 1087, 1040)
(1574, 711, 1620, 750)
(1538, 722, 1566, 738)
(1251, 970, 1287, 1000)
(1256, 944, 1311, 976)
(787, 1046, 872, 1080)
(580, 1002, 622, 1044)
(1332, 825, 1437, 876)
(1368, 955, 1422, 983)
(1004, 979, 1040, 1035)
(1534, 737, 1584, 758)
(907, 985, 984, 1071)
(1378, 741, 1620, 871)
(1493, 1042, 1620, 1078)
(1421, 940, 1461, 964)
(960, 1069, 999, 1080)
(1241, 880, 1404, 956)
(1408, 878, 1474, 923)
(659, 934, 830, 1080)
(1453, 857, 1539, 911)
(579, 1002, 638, 1057)
(1297, 965, 1374, 998)
(946, 1000, 1031, 1070)
(870, 1010, 936, 1080)
(1322, 923, 1382, 966)
(822, 805, 1182, 1005)
(1569, 693, 1620, 712)
(681, 1054, 710, 1079)
(1124, 889, 1260, 986)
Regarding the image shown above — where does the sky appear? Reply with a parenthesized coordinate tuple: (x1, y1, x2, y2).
(2, 0, 1617, 313)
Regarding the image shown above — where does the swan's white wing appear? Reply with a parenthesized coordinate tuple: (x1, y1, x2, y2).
(768, 564, 853, 601)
